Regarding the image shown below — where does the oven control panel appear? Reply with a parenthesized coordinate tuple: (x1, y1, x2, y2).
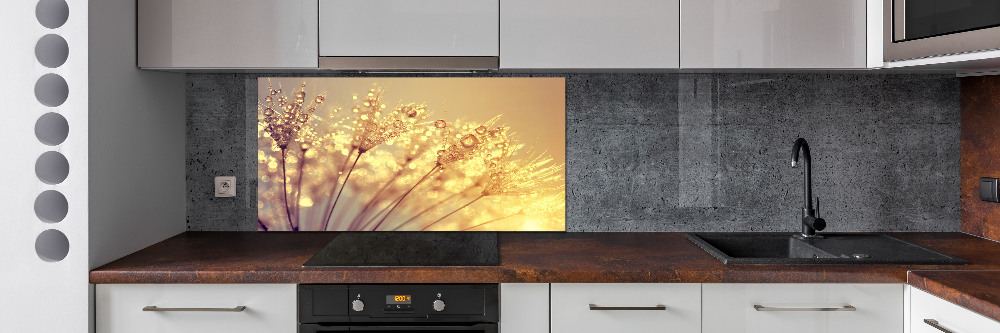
(384, 294, 414, 312)
(360, 288, 451, 315)
(299, 284, 498, 323)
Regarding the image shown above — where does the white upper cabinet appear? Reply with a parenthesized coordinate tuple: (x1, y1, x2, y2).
(135, 0, 886, 70)
(681, 0, 873, 68)
(138, 0, 318, 69)
(500, 0, 680, 69)
(319, 0, 500, 57)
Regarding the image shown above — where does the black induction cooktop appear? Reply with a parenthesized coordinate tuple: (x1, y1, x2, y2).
(303, 232, 500, 267)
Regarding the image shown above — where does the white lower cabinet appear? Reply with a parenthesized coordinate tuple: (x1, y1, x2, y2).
(98, 282, 1000, 333)
(95, 284, 297, 333)
(910, 287, 1000, 333)
(551, 283, 702, 333)
(500, 283, 549, 333)
(702, 283, 903, 333)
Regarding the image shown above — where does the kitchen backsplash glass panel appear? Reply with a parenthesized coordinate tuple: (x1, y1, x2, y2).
(188, 73, 959, 232)
(256, 78, 566, 231)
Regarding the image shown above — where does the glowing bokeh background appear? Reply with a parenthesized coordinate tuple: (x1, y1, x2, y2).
(257, 77, 566, 231)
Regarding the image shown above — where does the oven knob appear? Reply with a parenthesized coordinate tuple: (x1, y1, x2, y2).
(352, 299, 365, 312)
(432, 299, 446, 312)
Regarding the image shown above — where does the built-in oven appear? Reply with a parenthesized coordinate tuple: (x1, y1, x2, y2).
(884, 0, 1000, 61)
(299, 284, 498, 333)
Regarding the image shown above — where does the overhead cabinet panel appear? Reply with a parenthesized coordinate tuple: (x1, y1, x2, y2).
(681, 0, 868, 68)
(138, 0, 318, 69)
(501, 0, 680, 68)
(319, 0, 500, 57)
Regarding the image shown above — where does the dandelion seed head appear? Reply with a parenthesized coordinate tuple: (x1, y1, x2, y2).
(344, 86, 428, 153)
(481, 148, 564, 197)
(259, 79, 326, 149)
(257, 79, 565, 232)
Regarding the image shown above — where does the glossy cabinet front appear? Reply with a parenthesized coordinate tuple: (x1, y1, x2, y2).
(137, 0, 318, 69)
(499, 284, 549, 333)
(501, 0, 680, 69)
(702, 283, 903, 333)
(96, 284, 297, 333)
(910, 287, 1000, 333)
(319, 0, 500, 57)
(550, 283, 701, 333)
(681, 0, 869, 68)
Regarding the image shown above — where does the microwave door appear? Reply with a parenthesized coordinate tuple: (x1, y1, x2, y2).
(896, 0, 1000, 42)
(884, 0, 1000, 61)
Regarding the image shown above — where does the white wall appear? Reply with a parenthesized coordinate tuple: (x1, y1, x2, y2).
(88, 0, 186, 270)
(0, 0, 185, 332)
(0, 0, 90, 331)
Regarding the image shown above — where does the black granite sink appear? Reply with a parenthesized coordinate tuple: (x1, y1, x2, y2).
(686, 233, 966, 265)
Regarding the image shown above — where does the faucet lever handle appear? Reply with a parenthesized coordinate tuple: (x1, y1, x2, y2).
(815, 197, 820, 218)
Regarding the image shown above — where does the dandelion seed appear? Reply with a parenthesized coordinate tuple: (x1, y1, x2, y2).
(482, 150, 564, 197)
(259, 79, 326, 150)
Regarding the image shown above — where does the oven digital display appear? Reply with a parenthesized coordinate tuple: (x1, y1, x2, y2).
(386, 295, 412, 304)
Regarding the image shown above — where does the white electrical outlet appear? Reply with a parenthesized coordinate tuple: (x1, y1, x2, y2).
(215, 176, 236, 197)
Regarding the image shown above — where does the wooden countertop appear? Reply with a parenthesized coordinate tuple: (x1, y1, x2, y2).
(90, 231, 1000, 322)
(90, 231, 1000, 284)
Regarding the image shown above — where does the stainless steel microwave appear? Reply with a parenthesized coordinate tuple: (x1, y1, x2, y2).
(884, 0, 1000, 62)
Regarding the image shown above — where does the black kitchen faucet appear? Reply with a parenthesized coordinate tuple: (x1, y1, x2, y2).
(791, 138, 826, 238)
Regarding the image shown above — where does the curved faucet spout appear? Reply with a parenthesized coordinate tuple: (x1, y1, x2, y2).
(791, 138, 824, 237)
(791, 138, 811, 210)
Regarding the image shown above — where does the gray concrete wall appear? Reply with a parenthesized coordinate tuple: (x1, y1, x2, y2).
(186, 73, 960, 232)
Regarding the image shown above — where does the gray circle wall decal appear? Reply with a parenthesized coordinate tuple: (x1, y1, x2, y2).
(35, 229, 70, 262)
(35, 34, 69, 68)
(35, 112, 69, 146)
(34, 190, 68, 223)
(35, 73, 69, 107)
(35, 151, 69, 185)
(36, 0, 69, 29)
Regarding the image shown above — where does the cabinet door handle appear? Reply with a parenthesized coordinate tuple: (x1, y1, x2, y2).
(924, 319, 955, 333)
(143, 306, 247, 312)
(589, 304, 666, 311)
(753, 305, 856, 312)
